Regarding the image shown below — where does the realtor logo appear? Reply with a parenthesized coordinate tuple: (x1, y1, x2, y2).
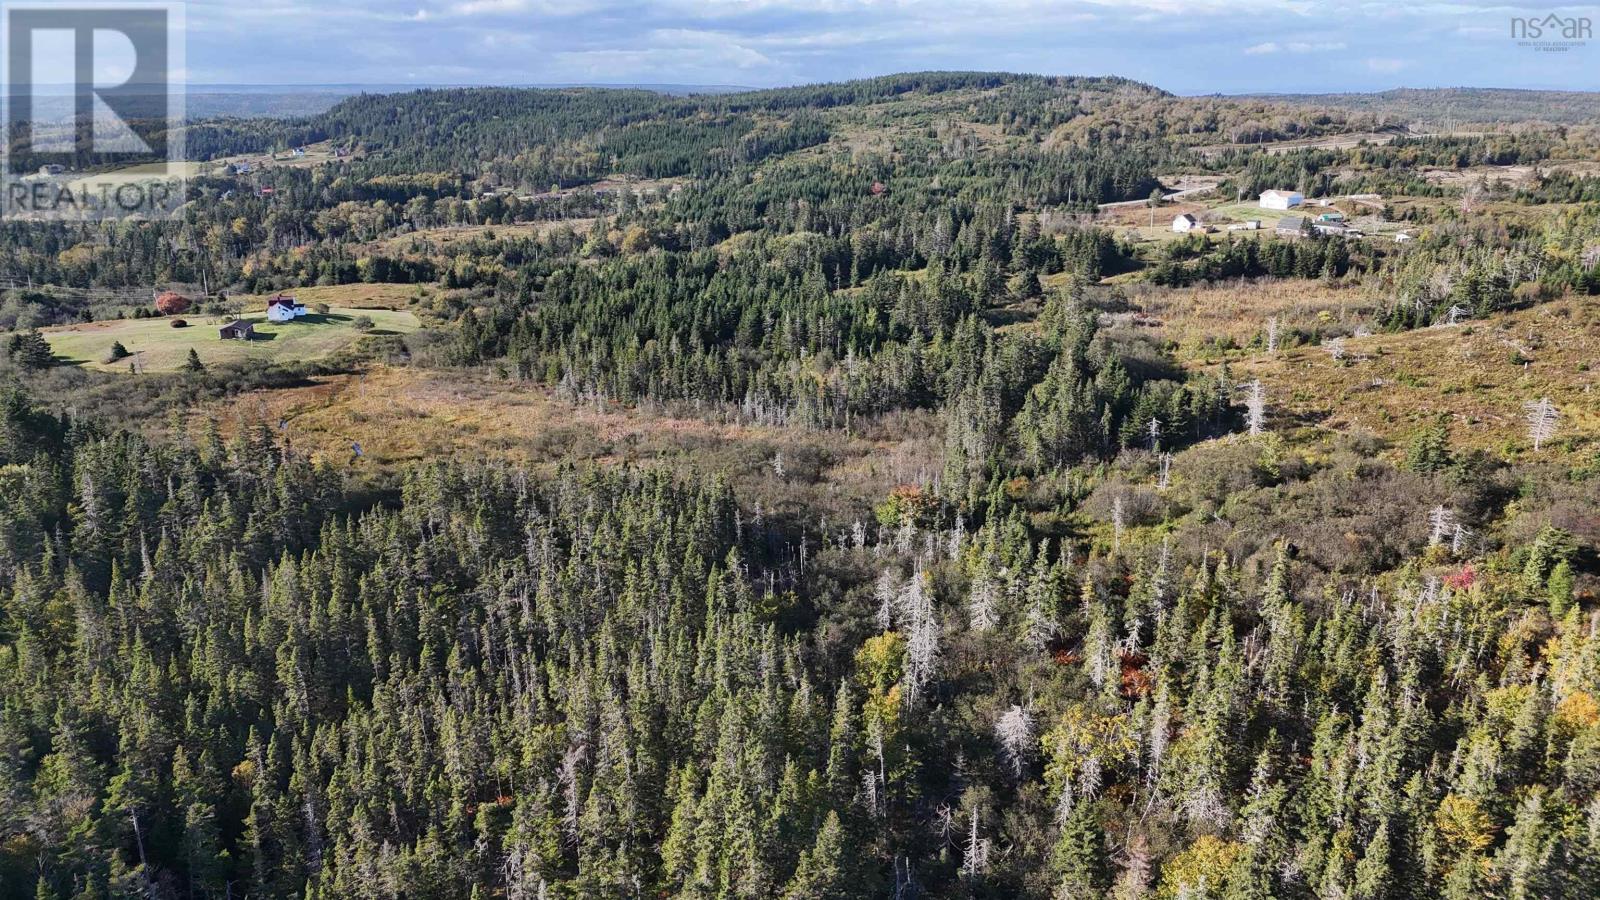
(1511, 14, 1592, 51)
(2, 2, 186, 220)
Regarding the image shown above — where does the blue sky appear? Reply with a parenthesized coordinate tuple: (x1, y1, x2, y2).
(176, 0, 1600, 94)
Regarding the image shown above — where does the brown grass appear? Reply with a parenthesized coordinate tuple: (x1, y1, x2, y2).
(1119, 279, 1383, 355)
(1210, 296, 1600, 456)
(234, 283, 427, 311)
(194, 367, 942, 524)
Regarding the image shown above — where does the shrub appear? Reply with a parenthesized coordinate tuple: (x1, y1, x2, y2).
(154, 291, 192, 316)
(875, 484, 939, 529)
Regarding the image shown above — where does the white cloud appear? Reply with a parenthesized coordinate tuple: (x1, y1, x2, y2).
(1246, 38, 1344, 54)
(451, 0, 525, 14)
(170, 0, 1600, 93)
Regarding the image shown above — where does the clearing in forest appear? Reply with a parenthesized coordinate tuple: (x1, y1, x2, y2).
(42, 306, 420, 372)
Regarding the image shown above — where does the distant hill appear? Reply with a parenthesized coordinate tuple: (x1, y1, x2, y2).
(1236, 86, 1600, 126)
(176, 72, 1262, 180)
(182, 82, 754, 119)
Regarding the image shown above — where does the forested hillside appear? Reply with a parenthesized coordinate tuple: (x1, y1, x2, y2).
(1, 72, 1598, 900)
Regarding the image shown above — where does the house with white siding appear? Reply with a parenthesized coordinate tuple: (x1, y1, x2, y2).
(266, 294, 308, 323)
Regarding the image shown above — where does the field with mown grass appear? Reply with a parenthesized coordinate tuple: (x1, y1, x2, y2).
(42, 306, 419, 372)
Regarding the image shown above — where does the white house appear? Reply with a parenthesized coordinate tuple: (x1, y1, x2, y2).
(1172, 213, 1200, 233)
(1395, 232, 1414, 243)
(1259, 190, 1304, 210)
(266, 294, 308, 323)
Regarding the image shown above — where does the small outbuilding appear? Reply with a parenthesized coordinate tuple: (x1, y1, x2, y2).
(219, 320, 255, 340)
(1172, 213, 1200, 233)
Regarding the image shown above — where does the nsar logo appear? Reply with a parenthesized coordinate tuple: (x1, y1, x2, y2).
(1510, 14, 1592, 51)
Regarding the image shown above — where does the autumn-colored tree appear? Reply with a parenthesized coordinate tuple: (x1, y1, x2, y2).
(155, 291, 192, 315)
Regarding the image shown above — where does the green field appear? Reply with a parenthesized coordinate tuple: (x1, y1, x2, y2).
(43, 307, 420, 372)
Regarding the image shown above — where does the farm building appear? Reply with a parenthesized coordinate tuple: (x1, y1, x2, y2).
(219, 321, 255, 340)
(1227, 220, 1262, 231)
(1275, 217, 1307, 238)
(1260, 190, 1304, 210)
(266, 294, 308, 323)
(1172, 213, 1200, 233)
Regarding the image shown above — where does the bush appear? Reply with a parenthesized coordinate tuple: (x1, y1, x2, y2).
(352, 315, 375, 332)
(170, 319, 188, 329)
(875, 484, 940, 529)
(154, 291, 192, 316)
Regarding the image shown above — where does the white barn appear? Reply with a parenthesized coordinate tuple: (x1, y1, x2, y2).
(1260, 190, 1304, 210)
(1172, 213, 1200, 233)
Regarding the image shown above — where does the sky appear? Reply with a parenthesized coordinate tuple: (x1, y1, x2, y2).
(168, 0, 1600, 94)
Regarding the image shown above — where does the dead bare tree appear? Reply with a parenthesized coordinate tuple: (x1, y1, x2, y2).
(1523, 397, 1560, 452)
(994, 704, 1036, 780)
(1245, 380, 1267, 436)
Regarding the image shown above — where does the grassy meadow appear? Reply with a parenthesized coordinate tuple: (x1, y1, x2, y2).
(43, 307, 420, 372)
